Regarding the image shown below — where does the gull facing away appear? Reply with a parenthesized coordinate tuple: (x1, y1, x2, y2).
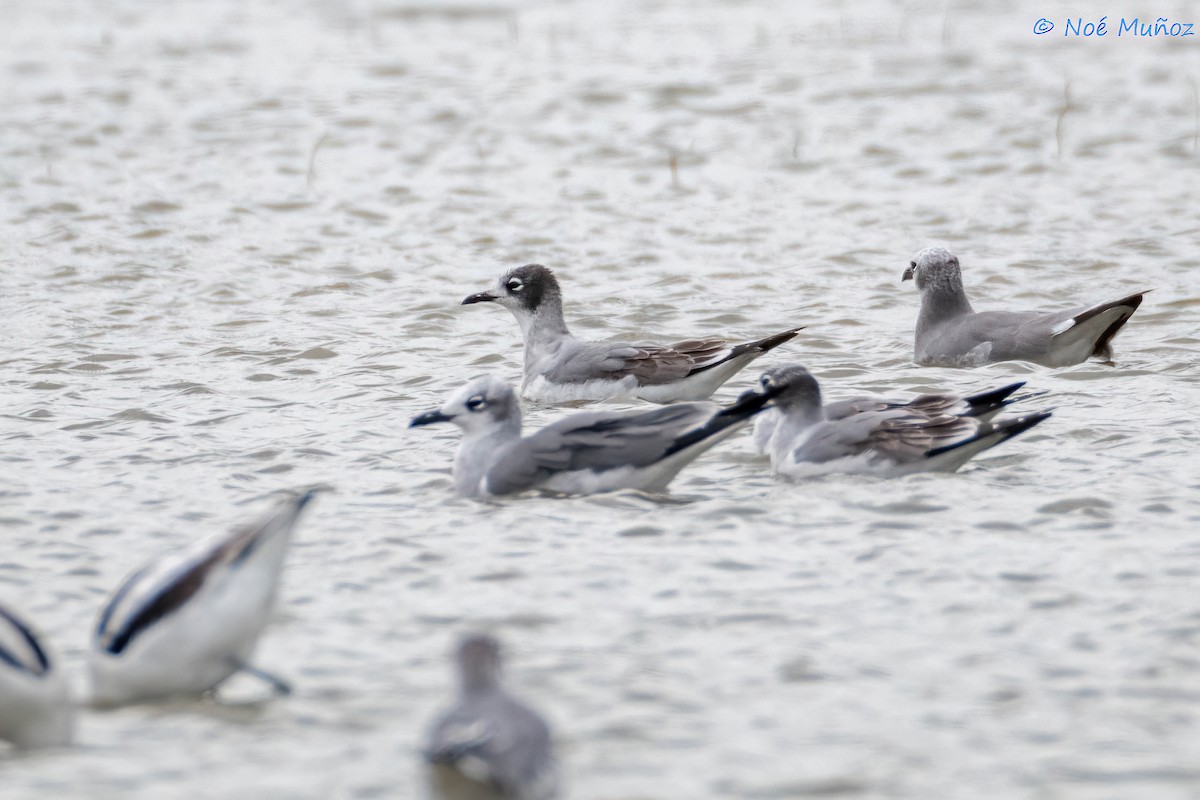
(903, 247, 1146, 367)
(756, 365, 1051, 478)
(88, 491, 317, 707)
(0, 603, 73, 749)
(462, 264, 802, 403)
(410, 374, 781, 498)
(424, 634, 558, 800)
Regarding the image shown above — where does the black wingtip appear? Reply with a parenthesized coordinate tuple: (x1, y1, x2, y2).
(752, 326, 805, 354)
(661, 388, 777, 458)
(963, 381, 1027, 415)
(997, 410, 1053, 441)
(1086, 291, 1145, 359)
(295, 487, 325, 509)
(924, 411, 1052, 459)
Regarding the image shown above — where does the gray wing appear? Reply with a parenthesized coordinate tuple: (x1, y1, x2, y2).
(545, 339, 729, 386)
(824, 382, 1025, 421)
(426, 692, 557, 798)
(485, 403, 718, 495)
(793, 409, 982, 465)
(823, 396, 897, 420)
(923, 309, 1074, 364)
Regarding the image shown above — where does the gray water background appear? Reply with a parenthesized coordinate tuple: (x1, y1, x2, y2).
(2, 0, 1199, 798)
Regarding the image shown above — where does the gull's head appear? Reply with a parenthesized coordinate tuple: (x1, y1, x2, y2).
(409, 375, 520, 434)
(757, 364, 822, 411)
(456, 633, 503, 693)
(903, 246, 961, 292)
(462, 264, 561, 317)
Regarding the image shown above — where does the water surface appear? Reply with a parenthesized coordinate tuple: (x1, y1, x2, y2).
(2, 0, 1199, 797)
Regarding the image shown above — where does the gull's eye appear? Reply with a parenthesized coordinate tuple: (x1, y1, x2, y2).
(506, 279, 524, 293)
(465, 395, 487, 411)
(760, 375, 773, 388)
(910, 261, 917, 269)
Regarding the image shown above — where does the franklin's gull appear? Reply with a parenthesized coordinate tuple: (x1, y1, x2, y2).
(410, 374, 780, 497)
(903, 247, 1145, 367)
(0, 603, 73, 748)
(753, 379, 1033, 453)
(424, 634, 558, 800)
(757, 365, 1051, 477)
(462, 264, 802, 403)
(88, 491, 316, 707)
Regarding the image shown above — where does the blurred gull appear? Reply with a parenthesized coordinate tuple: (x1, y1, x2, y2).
(0, 603, 73, 749)
(410, 374, 780, 498)
(424, 634, 558, 800)
(903, 246, 1145, 367)
(88, 491, 316, 707)
(757, 365, 1051, 477)
(462, 264, 802, 403)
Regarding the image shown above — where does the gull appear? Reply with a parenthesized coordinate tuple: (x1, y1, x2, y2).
(752, 379, 1035, 453)
(462, 263, 802, 403)
(903, 246, 1145, 367)
(424, 634, 558, 800)
(756, 365, 1051, 477)
(0, 603, 73, 749)
(88, 491, 316, 707)
(410, 374, 780, 498)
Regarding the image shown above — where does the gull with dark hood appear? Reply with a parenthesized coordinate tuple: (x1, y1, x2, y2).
(755, 364, 1051, 477)
(462, 264, 803, 403)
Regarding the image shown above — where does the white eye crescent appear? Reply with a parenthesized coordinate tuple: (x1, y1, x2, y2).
(465, 395, 487, 411)
(506, 280, 524, 293)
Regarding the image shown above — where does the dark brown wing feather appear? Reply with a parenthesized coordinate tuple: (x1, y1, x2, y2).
(605, 328, 801, 385)
(608, 338, 728, 384)
(865, 413, 980, 462)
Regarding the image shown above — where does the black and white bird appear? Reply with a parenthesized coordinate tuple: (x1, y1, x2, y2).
(424, 634, 558, 800)
(410, 374, 780, 498)
(462, 264, 802, 403)
(755, 365, 1051, 477)
(88, 491, 316, 707)
(903, 247, 1145, 367)
(0, 603, 73, 749)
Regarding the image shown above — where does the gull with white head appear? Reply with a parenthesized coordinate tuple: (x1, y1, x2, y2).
(411, 374, 781, 497)
(903, 246, 1145, 367)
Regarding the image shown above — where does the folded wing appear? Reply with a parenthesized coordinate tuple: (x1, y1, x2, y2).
(486, 403, 718, 494)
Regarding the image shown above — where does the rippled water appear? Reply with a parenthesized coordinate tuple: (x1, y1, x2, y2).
(3, 0, 1199, 797)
